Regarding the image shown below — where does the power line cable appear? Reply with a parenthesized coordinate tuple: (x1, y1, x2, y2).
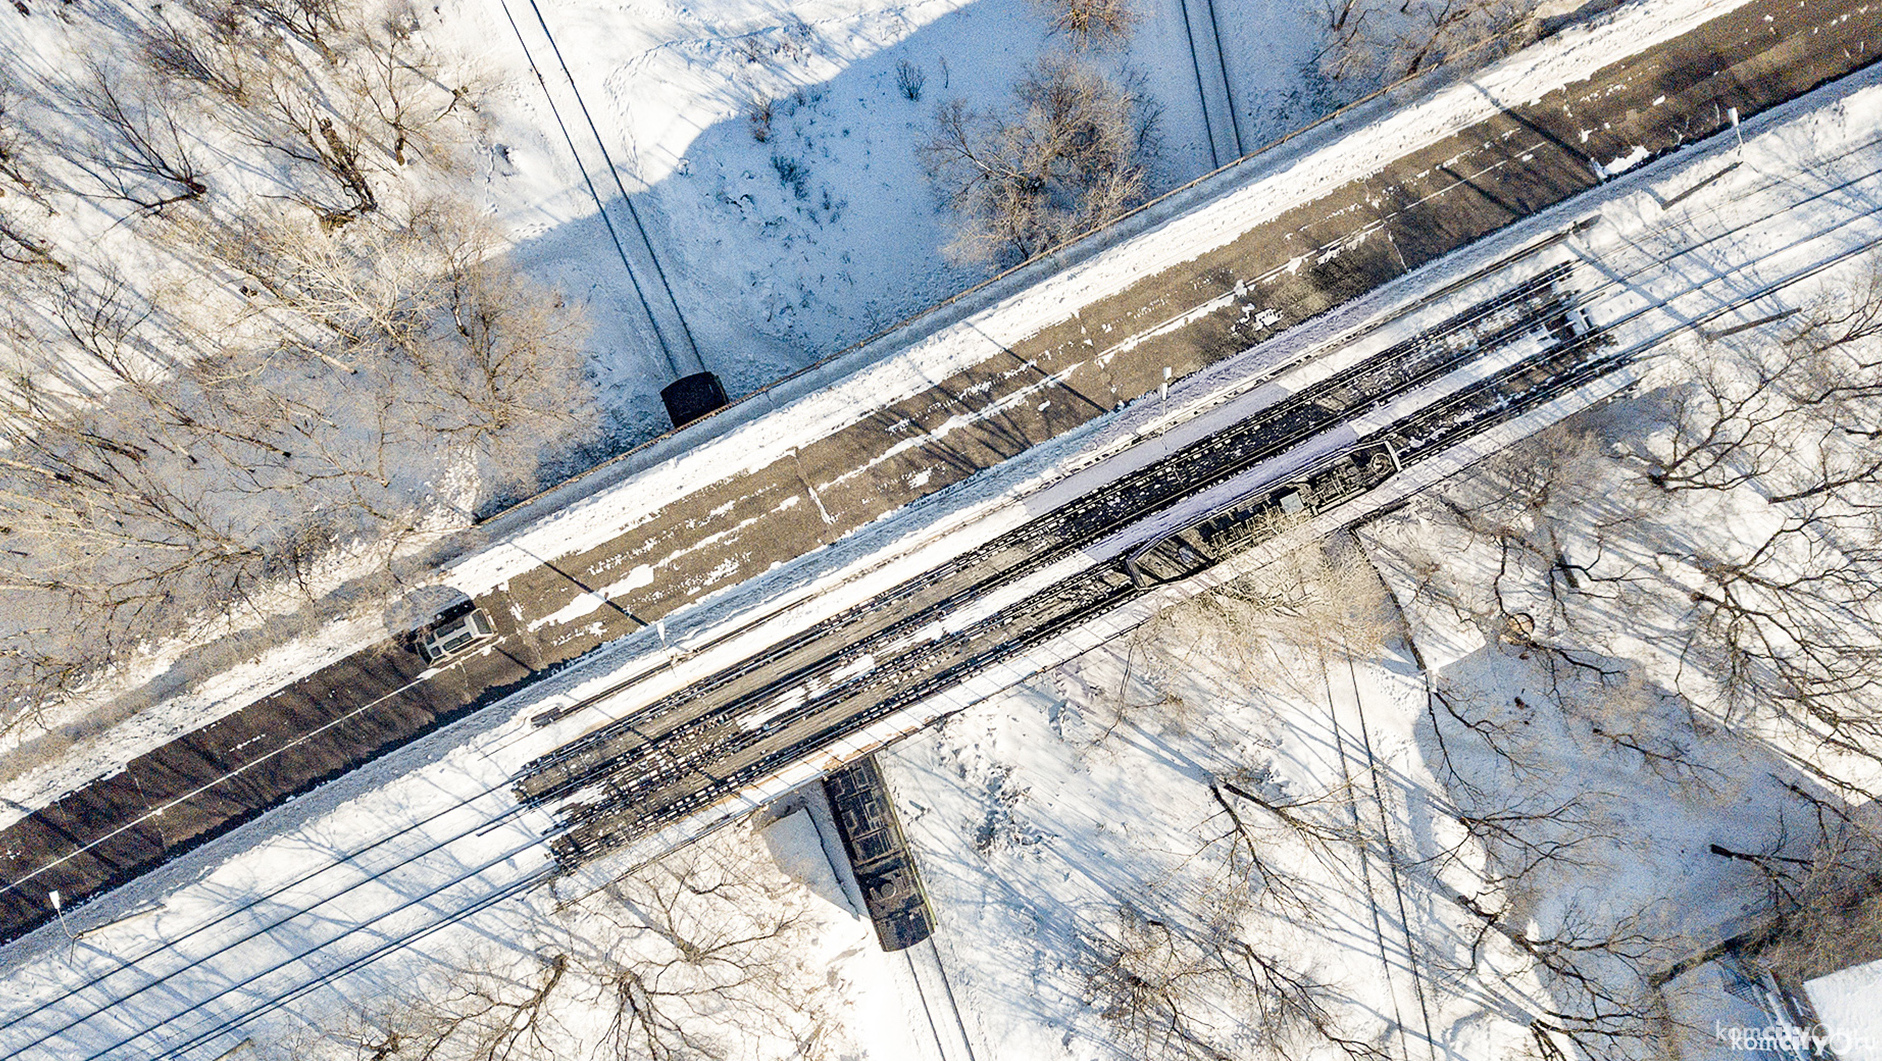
(14, 126, 1882, 1060)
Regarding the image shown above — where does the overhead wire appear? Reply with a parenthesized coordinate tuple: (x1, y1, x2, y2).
(14, 121, 1882, 1061)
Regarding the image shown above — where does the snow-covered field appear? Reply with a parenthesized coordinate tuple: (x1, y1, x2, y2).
(0, 0, 1774, 834)
(8, 0, 1882, 1055)
(405, 0, 1349, 418)
(5, 30, 1882, 1059)
(0, 0, 1353, 779)
(0, 0, 1322, 792)
(877, 507, 1862, 1058)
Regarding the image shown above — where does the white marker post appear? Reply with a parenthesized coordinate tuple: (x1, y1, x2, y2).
(49, 889, 74, 940)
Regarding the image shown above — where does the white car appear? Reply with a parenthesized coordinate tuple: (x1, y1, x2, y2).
(417, 609, 497, 664)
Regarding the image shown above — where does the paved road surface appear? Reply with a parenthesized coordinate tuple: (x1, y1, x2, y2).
(0, 0, 1871, 946)
(8, 46, 1882, 1060)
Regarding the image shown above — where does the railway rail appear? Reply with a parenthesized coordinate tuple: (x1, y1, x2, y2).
(0, 0, 1871, 962)
(533, 168, 1882, 861)
(517, 133, 1882, 788)
(541, 298, 1626, 862)
(9, 82, 1882, 1061)
(0, 243, 1845, 1061)
(88, 219, 1871, 1061)
(5, 275, 1613, 1054)
(516, 266, 1583, 802)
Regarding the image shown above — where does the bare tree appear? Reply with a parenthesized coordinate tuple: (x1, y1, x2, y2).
(1652, 265, 1882, 503)
(1727, 805, 1882, 982)
(258, 825, 839, 1061)
(0, 0, 583, 739)
(1336, 263, 1882, 1060)
(1215, 534, 1392, 665)
(344, 4, 479, 168)
(921, 56, 1160, 265)
(429, 250, 593, 487)
(1205, 774, 1349, 923)
(0, 77, 43, 199)
(1454, 892, 1672, 1059)
(68, 61, 210, 214)
(1629, 268, 1882, 794)
(255, 77, 381, 225)
(140, 9, 260, 104)
(0, 78, 63, 270)
(894, 59, 926, 102)
(222, 10, 473, 223)
(1039, 0, 1139, 48)
(1316, 0, 1540, 87)
(188, 201, 594, 487)
(0, 196, 590, 731)
(236, 0, 346, 60)
(0, 213, 61, 270)
(580, 840, 838, 1061)
(1402, 678, 1695, 1061)
(1082, 908, 1242, 1061)
(1082, 896, 1386, 1061)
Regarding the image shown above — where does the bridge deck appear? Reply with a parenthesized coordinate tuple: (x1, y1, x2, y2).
(0, 0, 1872, 947)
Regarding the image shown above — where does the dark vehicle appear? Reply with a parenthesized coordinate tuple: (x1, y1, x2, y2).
(1125, 441, 1402, 586)
(661, 371, 730, 427)
(823, 755, 934, 950)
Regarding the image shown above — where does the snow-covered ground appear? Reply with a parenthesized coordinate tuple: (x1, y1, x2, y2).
(476, 0, 1340, 400)
(5, 36, 1882, 1059)
(10, 1, 1882, 1058)
(358, 0, 1363, 426)
(876, 506, 1861, 1058)
(0, 0, 1732, 786)
(871, 91, 1882, 1051)
(0, 0, 1340, 782)
(1808, 960, 1882, 1060)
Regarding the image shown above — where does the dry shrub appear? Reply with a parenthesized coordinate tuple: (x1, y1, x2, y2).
(920, 55, 1160, 266)
(1042, 0, 1139, 48)
(1166, 534, 1393, 686)
(1317, 0, 1541, 86)
(1081, 896, 1384, 1061)
(0, 201, 592, 733)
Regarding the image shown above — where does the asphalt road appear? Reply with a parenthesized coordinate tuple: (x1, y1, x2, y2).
(0, 0, 1871, 947)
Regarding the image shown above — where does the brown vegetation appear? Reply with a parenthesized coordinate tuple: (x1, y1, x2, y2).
(259, 826, 840, 1061)
(0, 0, 592, 736)
(1316, 0, 1541, 86)
(1041, 0, 1139, 49)
(920, 56, 1160, 266)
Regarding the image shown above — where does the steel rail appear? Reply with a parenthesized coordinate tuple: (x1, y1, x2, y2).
(550, 222, 1882, 854)
(11, 113, 1882, 1061)
(521, 134, 1882, 743)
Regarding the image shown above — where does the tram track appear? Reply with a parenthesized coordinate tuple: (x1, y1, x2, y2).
(540, 199, 1882, 858)
(519, 138, 1882, 778)
(9, 62, 1882, 1061)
